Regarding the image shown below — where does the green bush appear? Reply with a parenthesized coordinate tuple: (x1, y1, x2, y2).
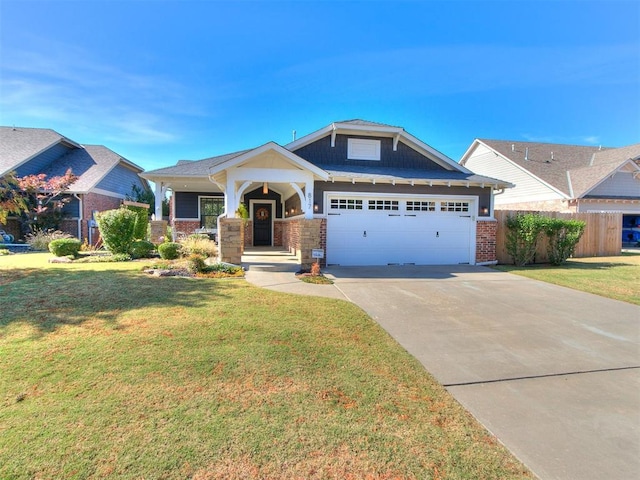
(96, 208, 138, 255)
(48, 238, 82, 257)
(158, 242, 181, 260)
(126, 206, 149, 241)
(186, 254, 207, 274)
(505, 213, 547, 266)
(130, 240, 155, 259)
(544, 218, 586, 265)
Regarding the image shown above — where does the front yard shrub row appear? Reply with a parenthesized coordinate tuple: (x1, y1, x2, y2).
(158, 242, 181, 260)
(48, 238, 82, 257)
(130, 240, 155, 259)
(505, 213, 586, 266)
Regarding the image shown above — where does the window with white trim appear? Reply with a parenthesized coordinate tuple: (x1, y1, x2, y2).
(406, 200, 436, 212)
(330, 198, 363, 210)
(440, 201, 470, 212)
(368, 199, 399, 211)
(200, 197, 224, 228)
(347, 138, 381, 161)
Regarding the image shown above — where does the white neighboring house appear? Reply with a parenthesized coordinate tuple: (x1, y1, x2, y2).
(460, 140, 640, 214)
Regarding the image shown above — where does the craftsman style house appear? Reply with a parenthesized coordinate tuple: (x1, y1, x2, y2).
(0, 126, 150, 242)
(143, 120, 511, 267)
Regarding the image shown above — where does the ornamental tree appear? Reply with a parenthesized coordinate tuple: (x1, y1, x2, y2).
(17, 169, 77, 234)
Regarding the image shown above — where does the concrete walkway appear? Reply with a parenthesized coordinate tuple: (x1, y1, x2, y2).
(243, 253, 640, 480)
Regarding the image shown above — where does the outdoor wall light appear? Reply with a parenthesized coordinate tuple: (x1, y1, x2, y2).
(481, 206, 489, 215)
(263, 182, 268, 195)
(314, 203, 319, 212)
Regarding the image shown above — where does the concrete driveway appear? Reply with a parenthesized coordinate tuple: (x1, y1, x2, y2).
(321, 265, 640, 480)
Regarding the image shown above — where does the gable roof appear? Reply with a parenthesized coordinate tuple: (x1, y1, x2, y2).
(43, 144, 145, 193)
(465, 139, 640, 198)
(1, 126, 147, 195)
(287, 119, 471, 174)
(0, 126, 80, 176)
(143, 119, 511, 188)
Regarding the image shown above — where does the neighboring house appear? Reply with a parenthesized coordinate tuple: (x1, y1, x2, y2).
(142, 120, 511, 266)
(460, 139, 640, 212)
(460, 139, 640, 244)
(0, 126, 150, 242)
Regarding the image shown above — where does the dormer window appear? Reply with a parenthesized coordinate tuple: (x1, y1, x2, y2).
(347, 138, 381, 161)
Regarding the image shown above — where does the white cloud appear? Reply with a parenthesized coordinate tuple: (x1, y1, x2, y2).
(0, 37, 198, 144)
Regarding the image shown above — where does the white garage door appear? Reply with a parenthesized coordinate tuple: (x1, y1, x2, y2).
(326, 195, 475, 266)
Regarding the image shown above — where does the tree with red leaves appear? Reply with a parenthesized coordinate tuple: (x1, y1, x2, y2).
(15, 169, 78, 235)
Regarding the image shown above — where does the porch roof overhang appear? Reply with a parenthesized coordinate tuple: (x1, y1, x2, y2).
(321, 166, 513, 189)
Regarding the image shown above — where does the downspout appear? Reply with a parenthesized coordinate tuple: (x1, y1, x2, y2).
(73, 194, 83, 241)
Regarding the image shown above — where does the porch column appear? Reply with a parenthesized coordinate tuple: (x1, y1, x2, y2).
(304, 181, 314, 219)
(154, 181, 164, 220)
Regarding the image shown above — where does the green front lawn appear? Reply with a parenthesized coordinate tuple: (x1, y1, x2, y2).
(0, 254, 531, 479)
(494, 253, 640, 305)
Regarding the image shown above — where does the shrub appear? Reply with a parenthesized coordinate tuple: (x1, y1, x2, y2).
(26, 229, 72, 251)
(186, 254, 207, 274)
(73, 253, 132, 263)
(0, 248, 10, 255)
(126, 206, 149, 240)
(130, 240, 155, 259)
(158, 242, 181, 260)
(48, 238, 82, 257)
(180, 235, 217, 257)
(96, 208, 138, 254)
(505, 213, 547, 266)
(544, 218, 586, 265)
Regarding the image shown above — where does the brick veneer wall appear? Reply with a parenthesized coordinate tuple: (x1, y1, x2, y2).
(476, 219, 498, 264)
(82, 192, 122, 243)
(281, 217, 323, 268)
(173, 220, 200, 239)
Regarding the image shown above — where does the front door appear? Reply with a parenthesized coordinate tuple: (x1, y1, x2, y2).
(253, 203, 272, 246)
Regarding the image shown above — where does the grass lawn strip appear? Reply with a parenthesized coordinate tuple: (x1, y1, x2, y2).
(494, 253, 640, 305)
(1, 253, 531, 479)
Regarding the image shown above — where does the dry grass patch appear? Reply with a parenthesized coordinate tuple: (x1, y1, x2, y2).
(1, 253, 532, 479)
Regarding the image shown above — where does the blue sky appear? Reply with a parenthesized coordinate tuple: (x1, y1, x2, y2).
(1, 0, 638, 172)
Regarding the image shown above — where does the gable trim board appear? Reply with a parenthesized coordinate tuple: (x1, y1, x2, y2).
(142, 119, 510, 266)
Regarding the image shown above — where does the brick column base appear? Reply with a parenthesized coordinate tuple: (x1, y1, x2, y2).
(150, 220, 168, 244)
(218, 218, 245, 265)
(476, 219, 498, 264)
(298, 219, 323, 269)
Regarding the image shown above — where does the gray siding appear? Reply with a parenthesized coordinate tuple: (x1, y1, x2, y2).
(314, 181, 492, 216)
(96, 164, 147, 197)
(61, 195, 80, 217)
(293, 134, 449, 171)
(243, 187, 283, 218)
(175, 191, 223, 218)
(15, 143, 74, 177)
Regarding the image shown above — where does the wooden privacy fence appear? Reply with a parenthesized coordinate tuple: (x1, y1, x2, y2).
(494, 210, 622, 264)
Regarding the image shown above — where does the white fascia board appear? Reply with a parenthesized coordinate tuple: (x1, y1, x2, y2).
(327, 173, 500, 189)
(331, 122, 404, 136)
(400, 130, 470, 173)
(285, 122, 404, 151)
(285, 125, 335, 150)
(459, 139, 482, 166)
(579, 159, 640, 198)
(474, 140, 570, 199)
(210, 142, 329, 180)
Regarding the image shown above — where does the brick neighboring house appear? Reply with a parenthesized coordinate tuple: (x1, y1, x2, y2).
(0, 126, 150, 242)
(142, 120, 512, 267)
